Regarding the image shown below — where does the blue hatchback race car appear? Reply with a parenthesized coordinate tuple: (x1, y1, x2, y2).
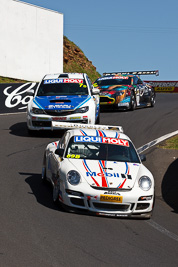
(27, 73, 100, 132)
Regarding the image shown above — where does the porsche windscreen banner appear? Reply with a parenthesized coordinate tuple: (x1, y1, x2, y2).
(0, 83, 38, 113)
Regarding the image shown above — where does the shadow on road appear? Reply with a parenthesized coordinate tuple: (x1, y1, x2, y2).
(21, 172, 64, 212)
(9, 122, 65, 138)
(9, 122, 29, 137)
(161, 158, 178, 213)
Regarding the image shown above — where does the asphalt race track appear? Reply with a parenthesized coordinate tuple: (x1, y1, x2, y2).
(1, 93, 178, 266)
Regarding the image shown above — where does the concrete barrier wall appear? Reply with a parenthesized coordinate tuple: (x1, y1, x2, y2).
(0, 0, 63, 82)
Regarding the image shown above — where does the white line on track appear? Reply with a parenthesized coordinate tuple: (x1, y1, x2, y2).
(137, 130, 178, 242)
(0, 112, 26, 116)
(137, 130, 178, 153)
(146, 220, 178, 242)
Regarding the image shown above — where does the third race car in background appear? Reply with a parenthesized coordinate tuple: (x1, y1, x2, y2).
(94, 70, 159, 111)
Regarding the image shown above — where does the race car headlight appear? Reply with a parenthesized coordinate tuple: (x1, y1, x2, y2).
(74, 106, 89, 113)
(67, 170, 81, 185)
(32, 107, 46, 114)
(138, 176, 152, 191)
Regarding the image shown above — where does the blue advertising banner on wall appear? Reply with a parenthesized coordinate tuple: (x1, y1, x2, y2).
(0, 83, 38, 113)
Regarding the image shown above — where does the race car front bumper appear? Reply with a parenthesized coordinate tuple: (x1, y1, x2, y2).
(27, 112, 89, 130)
(100, 96, 115, 105)
(60, 183, 154, 218)
(100, 95, 131, 109)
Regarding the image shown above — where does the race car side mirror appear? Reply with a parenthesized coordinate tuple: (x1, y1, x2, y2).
(137, 80, 143, 85)
(26, 89, 35, 96)
(92, 88, 100, 95)
(139, 154, 146, 162)
(55, 148, 64, 157)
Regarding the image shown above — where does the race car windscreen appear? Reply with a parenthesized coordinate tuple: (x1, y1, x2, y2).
(95, 76, 132, 87)
(37, 78, 89, 96)
(65, 136, 140, 163)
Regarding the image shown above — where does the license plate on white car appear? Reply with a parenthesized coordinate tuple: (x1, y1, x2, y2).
(100, 195, 123, 203)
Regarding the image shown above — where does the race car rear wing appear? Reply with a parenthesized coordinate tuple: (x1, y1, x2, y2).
(103, 70, 159, 76)
(52, 121, 124, 133)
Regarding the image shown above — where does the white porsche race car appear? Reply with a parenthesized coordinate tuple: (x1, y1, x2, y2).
(42, 122, 155, 219)
(27, 73, 100, 132)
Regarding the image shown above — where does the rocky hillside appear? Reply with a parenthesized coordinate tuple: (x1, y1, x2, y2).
(63, 36, 100, 82)
(0, 36, 100, 83)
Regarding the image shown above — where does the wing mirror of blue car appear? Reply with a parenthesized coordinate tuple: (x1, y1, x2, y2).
(139, 154, 146, 162)
(55, 148, 64, 157)
(92, 88, 100, 95)
(26, 89, 35, 96)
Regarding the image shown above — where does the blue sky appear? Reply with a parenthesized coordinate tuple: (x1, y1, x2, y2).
(22, 0, 178, 81)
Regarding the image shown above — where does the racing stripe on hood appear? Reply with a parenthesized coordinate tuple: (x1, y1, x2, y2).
(33, 98, 44, 109)
(118, 162, 130, 188)
(80, 130, 87, 136)
(75, 95, 91, 108)
(82, 159, 100, 187)
(118, 179, 126, 189)
(125, 162, 130, 175)
(96, 130, 106, 137)
(98, 160, 109, 187)
(115, 132, 120, 138)
(80, 129, 107, 138)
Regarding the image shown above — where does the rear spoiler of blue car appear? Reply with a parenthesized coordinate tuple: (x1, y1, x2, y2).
(52, 121, 124, 133)
(103, 70, 159, 76)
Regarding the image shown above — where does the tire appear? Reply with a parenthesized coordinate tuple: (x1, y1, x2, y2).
(41, 165, 47, 183)
(53, 178, 60, 203)
(130, 93, 136, 111)
(150, 94, 155, 107)
(41, 154, 47, 183)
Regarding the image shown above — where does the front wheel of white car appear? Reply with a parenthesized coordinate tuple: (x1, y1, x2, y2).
(53, 179, 60, 203)
(42, 166, 46, 182)
(42, 154, 47, 183)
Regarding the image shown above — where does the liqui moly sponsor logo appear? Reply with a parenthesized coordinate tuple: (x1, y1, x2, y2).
(44, 79, 63, 84)
(74, 136, 129, 147)
(44, 79, 83, 84)
(63, 79, 83, 83)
